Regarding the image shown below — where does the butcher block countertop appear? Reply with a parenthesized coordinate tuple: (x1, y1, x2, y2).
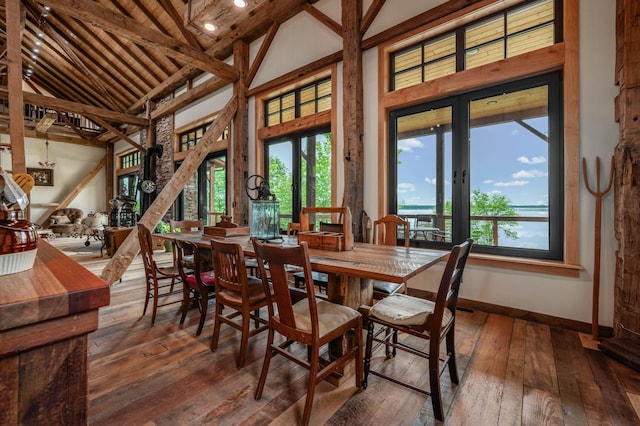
(0, 240, 110, 355)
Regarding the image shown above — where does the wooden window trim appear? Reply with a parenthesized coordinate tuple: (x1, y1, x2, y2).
(173, 110, 229, 162)
(254, 65, 338, 207)
(378, 0, 580, 276)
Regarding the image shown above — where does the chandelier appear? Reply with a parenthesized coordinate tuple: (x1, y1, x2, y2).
(39, 140, 55, 168)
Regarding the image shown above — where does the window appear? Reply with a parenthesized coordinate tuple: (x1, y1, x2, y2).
(265, 78, 331, 126)
(179, 122, 228, 152)
(390, 0, 559, 91)
(119, 150, 140, 169)
(389, 72, 562, 259)
(116, 150, 141, 212)
(265, 128, 332, 230)
(176, 120, 229, 223)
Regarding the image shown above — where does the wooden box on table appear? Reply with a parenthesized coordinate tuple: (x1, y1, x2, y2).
(298, 207, 354, 251)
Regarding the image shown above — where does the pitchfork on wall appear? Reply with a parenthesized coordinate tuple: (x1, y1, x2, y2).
(582, 155, 614, 340)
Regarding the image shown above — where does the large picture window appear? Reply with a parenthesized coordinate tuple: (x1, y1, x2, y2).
(389, 72, 562, 259)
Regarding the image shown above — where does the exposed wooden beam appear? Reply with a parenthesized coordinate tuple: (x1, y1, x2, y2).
(233, 41, 250, 227)
(101, 95, 238, 285)
(0, 127, 108, 148)
(35, 155, 107, 227)
(156, 0, 204, 50)
(7, 0, 26, 174)
(35, 0, 239, 82)
(342, 0, 364, 242)
(34, 111, 58, 133)
(150, 75, 227, 120)
(0, 87, 149, 126)
(361, 0, 386, 35)
(303, 3, 343, 37)
(246, 21, 279, 88)
(86, 115, 146, 153)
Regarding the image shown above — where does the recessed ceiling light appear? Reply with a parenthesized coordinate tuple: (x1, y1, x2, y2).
(204, 22, 216, 31)
(234, 0, 248, 7)
(44, 5, 51, 11)
(35, 40, 41, 46)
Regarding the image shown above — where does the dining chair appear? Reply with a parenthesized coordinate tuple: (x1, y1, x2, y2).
(371, 214, 410, 300)
(251, 237, 363, 426)
(169, 219, 203, 288)
(137, 223, 183, 326)
(174, 239, 216, 335)
(291, 220, 342, 293)
(210, 239, 270, 368)
(360, 238, 473, 421)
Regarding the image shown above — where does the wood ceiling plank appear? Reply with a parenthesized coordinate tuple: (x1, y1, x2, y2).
(36, 0, 239, 81)
(104, 0, 179, 77)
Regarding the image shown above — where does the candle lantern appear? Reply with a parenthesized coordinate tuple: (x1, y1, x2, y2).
(246, 174, 281, 242)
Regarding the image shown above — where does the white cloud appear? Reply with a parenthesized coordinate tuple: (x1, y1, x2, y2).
(512, 169, 548, 179)
(424, 177, 436, 185)
(483, 179, 495, 184)
(517, 156, 546, 164)
(494, 180, 529, 187)
(397, 182, 415, 193)
(398, 138, 423, 152)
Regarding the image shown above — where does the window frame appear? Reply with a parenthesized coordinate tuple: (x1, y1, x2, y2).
(388, 72, 563, 259)
(378, 0, 580, 276)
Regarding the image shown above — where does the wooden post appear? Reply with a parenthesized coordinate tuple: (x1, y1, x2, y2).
(342, 0, 364, 241)
(101, 96, 238, 285)
(6, 0, 26, 174)
(232, 40, 250, 226)
(613, 0, 640, 337)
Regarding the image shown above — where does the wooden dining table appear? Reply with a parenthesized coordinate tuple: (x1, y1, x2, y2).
(158, 231, 446, 310)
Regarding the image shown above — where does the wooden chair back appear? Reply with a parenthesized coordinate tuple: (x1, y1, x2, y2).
(433, 238, 473, 329)
(210, 239, 251, 297)
(287, 222, 301, 236)
(173, 238, 197, 281)
(137, 223, 157, 281)
(170, 219, 203, 232)
(372, 214, 409, 247)
(251, 237, 318, 345)
(300, 206, 353, 250)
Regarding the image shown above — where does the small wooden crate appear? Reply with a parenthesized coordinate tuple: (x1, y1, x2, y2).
(299, 206, 353, 251)
(203, 226, 250, 238)
(298, 231, 345, 251)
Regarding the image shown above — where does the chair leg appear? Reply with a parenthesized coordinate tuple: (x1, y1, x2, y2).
(150, 281, 159, 326)
(429, 338, 444, 422)
(211, 301, 223, 352)
(253, 309, 260, 329)
(142, 281, 151, 317)
(179, 284, 191, 326)
(255, 329, 275, 400)
(446, 326, 459, 384)
(303, 347, 320, 425)
(196, 291, 208, 336)
(363, 319, 374, 389)
(354, 321, 363, 389)
(237, 309, 251, 369)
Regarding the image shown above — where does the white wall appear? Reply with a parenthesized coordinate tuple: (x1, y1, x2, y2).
(174, 0, 619, 326)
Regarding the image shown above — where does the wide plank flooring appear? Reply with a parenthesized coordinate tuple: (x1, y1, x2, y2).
(51, 237, 640, 425)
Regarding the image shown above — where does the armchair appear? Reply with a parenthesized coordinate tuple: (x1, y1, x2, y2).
(48, 208, 83, 236)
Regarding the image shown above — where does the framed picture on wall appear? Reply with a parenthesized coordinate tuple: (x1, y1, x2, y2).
(27, 167, 54, 186)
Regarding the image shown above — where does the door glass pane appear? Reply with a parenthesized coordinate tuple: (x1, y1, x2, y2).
(301, 132, 332, 209)
(469, 85, 549, 250)
(396, 106, 452, 243)
(267, 140, 293, 231)
(205, 155, 226, 225)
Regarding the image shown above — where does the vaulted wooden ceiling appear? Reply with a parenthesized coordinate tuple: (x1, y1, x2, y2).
(0, 0, 316, 145)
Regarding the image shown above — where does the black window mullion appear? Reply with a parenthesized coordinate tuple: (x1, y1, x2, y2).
(451, 97, 470, 245)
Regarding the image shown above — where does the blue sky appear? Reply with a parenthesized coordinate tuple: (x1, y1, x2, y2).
(397, 117, 549, 207)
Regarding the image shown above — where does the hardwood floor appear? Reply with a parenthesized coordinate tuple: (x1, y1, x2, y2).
(52, 237, 640, 425)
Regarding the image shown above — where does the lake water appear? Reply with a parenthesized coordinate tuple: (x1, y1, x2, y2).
(398, 205, 549, 250)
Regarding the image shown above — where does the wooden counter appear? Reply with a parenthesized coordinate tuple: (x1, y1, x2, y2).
(0, 240, 110, 425)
